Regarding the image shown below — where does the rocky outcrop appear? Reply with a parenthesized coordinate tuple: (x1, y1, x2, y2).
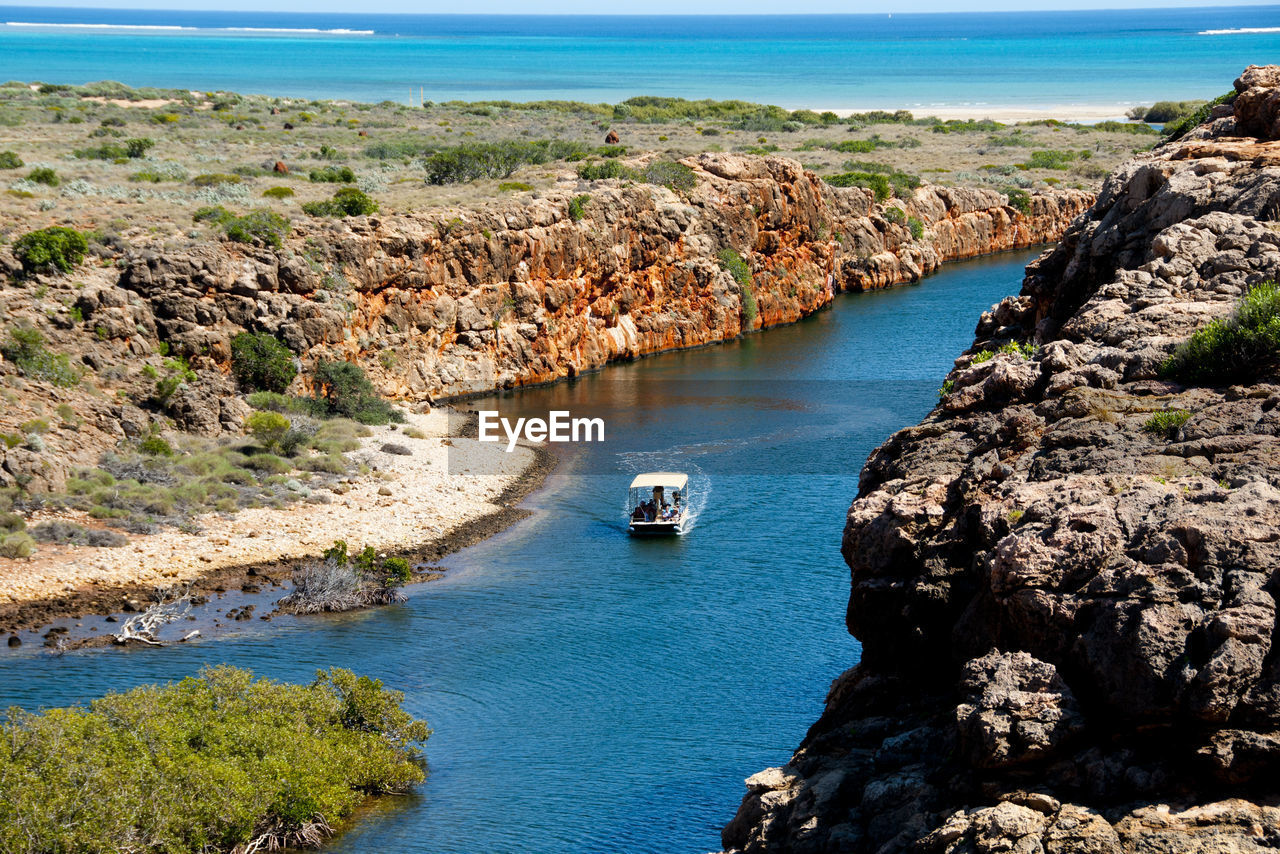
(723, 67, 1280, 853)
(111, 155, 1089, 401)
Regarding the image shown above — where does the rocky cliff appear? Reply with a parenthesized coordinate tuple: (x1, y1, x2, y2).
(110, 155, 1088, 402)
(0, 155, 1086, 498)
(723, 67, 1280, 853)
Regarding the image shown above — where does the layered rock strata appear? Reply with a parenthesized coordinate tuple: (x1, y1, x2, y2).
(723, 66, 1280, 853)
(110, 155, 1089, 402)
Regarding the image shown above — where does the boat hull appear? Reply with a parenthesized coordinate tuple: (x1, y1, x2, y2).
(628, 521, 682, 536)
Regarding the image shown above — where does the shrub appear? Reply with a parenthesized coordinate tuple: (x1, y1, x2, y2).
(312, 360, 404, 425)
(224, 210, 290, 247)
(567, 194, 590, 221)
(884, 206, 905, 224)
(1142, 409, 1192, 438)
(383, 556, 412, 586)
(301, 187, 378, 218)
(640, 159, 696, 191)
(231, 331, 297, 392)
(1006, 188, 1032, 213)
(423, 139, 585, 184)
(1164, 91, 1236, 141)
(12, 226, 87, 275)
(826, 171, 891, 201)
(0, 150, 21, 169)
(0, 531, 34, 558)
(499, 181, 533, 192)
(907, 216, 925, 240)
(309, 165, 356, 183)
(1, 326, 79, 386)
(577, 159, 631, 181)
(246, 411, 291, 451)
(0, 666, 429, 853)
(124, 137, 154, 158)
(30, 520, 128, 547)
(27, 167, 58, 186)
(281, 542, 412, 612)
(1142, 99, 1207, 123)
(1161, 280, 1280, 383)
(191, 173, 241, 186)
(73, 143, 128, 160)
(263, 185, 295, 199)
(1024, 149, 1083, 170)
(139, 436, 174, 457)
(718, 248, 757, 325)
(192, 205, 235, 225)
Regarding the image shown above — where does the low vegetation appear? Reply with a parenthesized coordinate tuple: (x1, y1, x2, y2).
(1, 326, 80, 387)
(230, 331, 298, 393)
(12, 226, 87, 276)
(301, 186, 379, 217)
(718, 248, 757, 325)
(193, 206, 290, 247)
(0, 666, 430, 854)
(1142, 409, 1192, 437)
(278, 539, 414, 613)
(1161, 280, 1280, 383)
(423, 139, 585, 184)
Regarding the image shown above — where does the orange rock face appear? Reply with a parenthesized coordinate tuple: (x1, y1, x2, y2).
(118, 153, 1093, 401)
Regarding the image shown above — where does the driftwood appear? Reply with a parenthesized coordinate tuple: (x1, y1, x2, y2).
(113, 585, 193, 646)
(234, 816, 333, 853)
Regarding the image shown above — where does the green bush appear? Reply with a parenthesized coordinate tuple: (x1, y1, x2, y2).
(263, 185, 295, 199)
(246, 411, 291, 451)
(312, 360, 404, 425)
(907, 216, 925, 240)
(224, 210, 290, 248)
(302, 187, 379, 218)
(1006, 188, 1032, 214)
(1142, 409, 1192, 438)
(191, 173, 241, 186)
(0, 530, 34, 558)
(383, 556, 412, 587)
(826, 171, 891, 201)
(499, 181, 533, 192)
(0, 150, 21, 169)
(1, 326, 79, 387)
(124, 137, 154, 158)
(309, 165, 356, 183)
(1164, 91, 1236, 141)
(0, 666, 429, 854)
(139, 435, 174, 457)
(231, 331, 297, 392)
(193, 205, 235, 225)
(567, 194, 590, 221)
(423, 139, 585, 184)
(73, 143, 128, 160)
(27, 167, 58, 186)
(577, 159, 631, 181)
(884, 206, 905, 224)
(1142, 100, 1207, 123)
(12, 226, 87, 275)
(1023, 149, 1084, 170)
(1161, 280, 1280, 383)
(718, 248, 757, 326)
(640, 160, 696, 191)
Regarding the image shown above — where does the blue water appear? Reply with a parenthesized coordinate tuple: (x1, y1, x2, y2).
(0, 7, 1277, 108)
(0, 250, 1038, 853)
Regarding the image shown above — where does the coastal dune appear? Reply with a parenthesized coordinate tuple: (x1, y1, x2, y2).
(723, 66, 1280, 853)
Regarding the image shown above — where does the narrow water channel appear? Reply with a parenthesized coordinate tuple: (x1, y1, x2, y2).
(0, 249, 1040, 854)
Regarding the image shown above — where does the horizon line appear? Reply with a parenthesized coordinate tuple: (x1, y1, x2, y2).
(4, 2, 1280, 15)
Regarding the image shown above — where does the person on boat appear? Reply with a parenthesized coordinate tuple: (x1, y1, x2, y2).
(631, 504, 646, 522)
(671, 489, 681, 508)
(643, 500, 657, 522)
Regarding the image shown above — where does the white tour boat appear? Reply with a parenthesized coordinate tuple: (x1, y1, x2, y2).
(627, 472, 689, 536)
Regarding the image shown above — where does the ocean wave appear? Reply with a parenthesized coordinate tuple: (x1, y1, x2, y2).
(2, 21, 374, 35)
(1198, 27, 1280, 35)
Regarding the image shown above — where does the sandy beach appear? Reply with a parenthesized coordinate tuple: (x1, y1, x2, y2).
(0, 409, 541, 634)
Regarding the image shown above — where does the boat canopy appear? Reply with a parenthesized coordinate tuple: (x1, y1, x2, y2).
(629, 472, 688, 490)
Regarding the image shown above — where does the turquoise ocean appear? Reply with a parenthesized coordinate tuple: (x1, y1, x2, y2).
(0, 6, 1279, 108)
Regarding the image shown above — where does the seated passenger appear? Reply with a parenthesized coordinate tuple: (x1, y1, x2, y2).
(632, 504, 645, 522)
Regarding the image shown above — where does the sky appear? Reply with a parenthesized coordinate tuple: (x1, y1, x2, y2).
(3, 0, 1278, 12)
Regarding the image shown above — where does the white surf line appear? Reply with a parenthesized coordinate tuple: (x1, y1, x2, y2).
(1198, 27, 1280, 35)
(2, 22, 374, 34)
